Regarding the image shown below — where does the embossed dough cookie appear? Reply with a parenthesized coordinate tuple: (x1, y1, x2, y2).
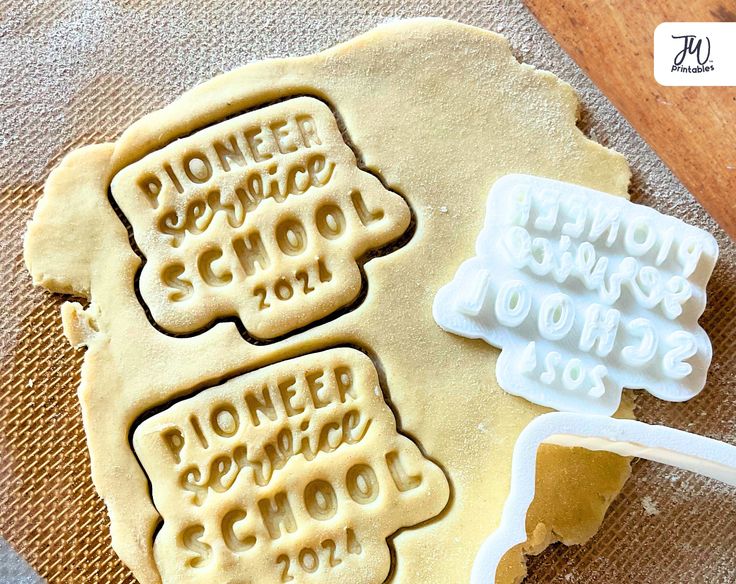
(25, 18, 632, 584)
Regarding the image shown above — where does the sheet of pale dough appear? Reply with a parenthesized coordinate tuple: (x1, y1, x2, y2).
(24, 19, 634, 584)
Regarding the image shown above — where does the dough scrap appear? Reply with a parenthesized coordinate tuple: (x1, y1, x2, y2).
(24, 18, 632, 584)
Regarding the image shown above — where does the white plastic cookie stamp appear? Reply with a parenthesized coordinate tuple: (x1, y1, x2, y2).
(433, 174, 719, 415)
(472, 412, 736, 584)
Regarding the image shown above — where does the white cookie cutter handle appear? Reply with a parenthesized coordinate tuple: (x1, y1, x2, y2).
(472, 412, 736, 583)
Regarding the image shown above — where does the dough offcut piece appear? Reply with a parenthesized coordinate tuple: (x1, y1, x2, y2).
(24, 18, 632, 584)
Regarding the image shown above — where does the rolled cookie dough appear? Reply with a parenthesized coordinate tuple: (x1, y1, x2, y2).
(24, 18, 632, 584)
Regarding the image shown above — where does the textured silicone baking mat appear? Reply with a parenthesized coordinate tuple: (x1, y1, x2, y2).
(0, 1, 734, 582)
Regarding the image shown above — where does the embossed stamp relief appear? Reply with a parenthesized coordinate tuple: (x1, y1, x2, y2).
(434, 174, 718, 415)
(112, 97, 411, 339)
(133, 348, 449, 584)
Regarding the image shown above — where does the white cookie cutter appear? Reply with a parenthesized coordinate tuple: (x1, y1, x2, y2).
(434, 174, 719, 415)
(472, 412, 736, 583)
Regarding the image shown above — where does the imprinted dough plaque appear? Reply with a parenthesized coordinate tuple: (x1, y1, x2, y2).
(112, 97, 411, 339)
(134, 348, 448, 583)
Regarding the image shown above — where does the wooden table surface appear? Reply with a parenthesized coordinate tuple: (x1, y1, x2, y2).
(525, 0, 736, 239)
